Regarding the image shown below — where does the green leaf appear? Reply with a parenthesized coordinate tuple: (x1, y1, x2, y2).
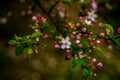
(94, 46, 104, 54)
(63, 1, 71, 7)
(16, 45, 24, 56)
(104, 24, 114, 34)
(92, 34, 97, 39)
(27, 47, 33, 55)
(84, 47, 91, 52)
(53, 31, 60, 36)
(31, 32, 42, 38)
(114, 38, 120, 47)
(21, 35, 30, 41)
(42, 23, 50, 31)
(83, 68, 93, 78)
(84, 0, 90, 4)
(81, 41, 89, 45)
(72, 58, 87, 68)
(8, 40, 17, 45)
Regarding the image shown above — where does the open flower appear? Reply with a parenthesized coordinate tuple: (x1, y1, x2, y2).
(88, 10, 97, 22)
(61, 37, 71, 49)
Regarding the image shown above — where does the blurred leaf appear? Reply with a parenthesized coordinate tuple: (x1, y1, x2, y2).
(53, 31, 60, 36)
(72, 58, 87, 68)
(114, 38, 120, 47)
(92, 34, 97, 38)
(81, 41, 89, 45)
(84, 0, 90, 4)
(71, 45, 82, 53)
(16, 45, 24, 56)
(31, 32, 42, 38)
(84, 47, 91, 52)
(63, 1, 71, 7)
(27, 47, 33, 55)
(83, 68, 93, 78)
(21, 35, 30, 41)
(8, 40, 16, 45)
(94, 46, 104, 54)
(42, 23, 50, 31)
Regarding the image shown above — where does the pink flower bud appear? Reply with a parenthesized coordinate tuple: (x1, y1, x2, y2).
(34, 29, 39, 32)
(89, 42, 93, 46)
(55, 44, 60, 48)
(99, 32, 105, 37)
(35, 49, 39, 54)
(72, 31, 76, 35)
(65, 55, 71, 60)
(75, 40, 80, 44)
(97, 62, 103, 68)
(95, 40, 100, 44)
(35, 38, 39, 42)
(92, 66, 96, 70)
(99, 23, 103, 28)
(66, 49, 71, 53)
(92, 58, 97, 63)
(78, 33, 82, 37)
(78, 44, 83, 47)
(32, 16, 37, 21)
(93, 73, 97, 77)
(88, 37, 92, 41)
(90, 32, 94, 35)
(82, 27, 87, 32)
(118, 27, 120, 33)
(70, 34, 75, 39)
(76, 23, 80, 27)
(42, 34, 49, 39)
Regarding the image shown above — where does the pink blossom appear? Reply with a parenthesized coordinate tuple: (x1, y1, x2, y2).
(99, 32, 105, 37)
(99, 22, 103, 28)
(97, 62, 103, 68)
(35, 38, 39, 42)
(32, 16, 37, 21)
(93, 73, 97, 77)
(42, 34, 49, 39)
(35, 49, 39, 54)
(75, 40, 80, 44)
(118, 27, 120, 33)
(78, 44, 83, 47)
(82, 27, 87, 32)
(90, 0, 98, 10)
(55, 44, 60, 48)
(72, 31, 76, 35)
(70, 34, 75, 39)
(92, 58, 97, 63)
(65, 49, 71, 53)
(95, 40, 100, 44)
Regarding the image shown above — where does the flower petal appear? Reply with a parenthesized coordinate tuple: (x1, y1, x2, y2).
(61, 44, 66, 49)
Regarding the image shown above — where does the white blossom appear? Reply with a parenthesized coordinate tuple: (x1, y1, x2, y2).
(61, 37, 71, 49)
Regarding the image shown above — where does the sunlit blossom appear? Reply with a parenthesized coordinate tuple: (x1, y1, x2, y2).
(88, 10, 97, 22)
(61, 37, 71, 49)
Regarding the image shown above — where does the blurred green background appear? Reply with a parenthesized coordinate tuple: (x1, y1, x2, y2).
(0, 0, 120, 80)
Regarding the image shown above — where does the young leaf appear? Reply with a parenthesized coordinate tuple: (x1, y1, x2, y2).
(83, 68, 93, 78)
(21, 35, 30, 41)
(31, 32, 42, 38)
(16, 45, 24, 56)
(8, 40, 17, 45)
(27, 47, 33, 55)
(94, 46, 104, 54)
(72, 58, 87, 68)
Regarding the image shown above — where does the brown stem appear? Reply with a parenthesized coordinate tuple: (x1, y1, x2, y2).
(33, 0, 60, 31)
